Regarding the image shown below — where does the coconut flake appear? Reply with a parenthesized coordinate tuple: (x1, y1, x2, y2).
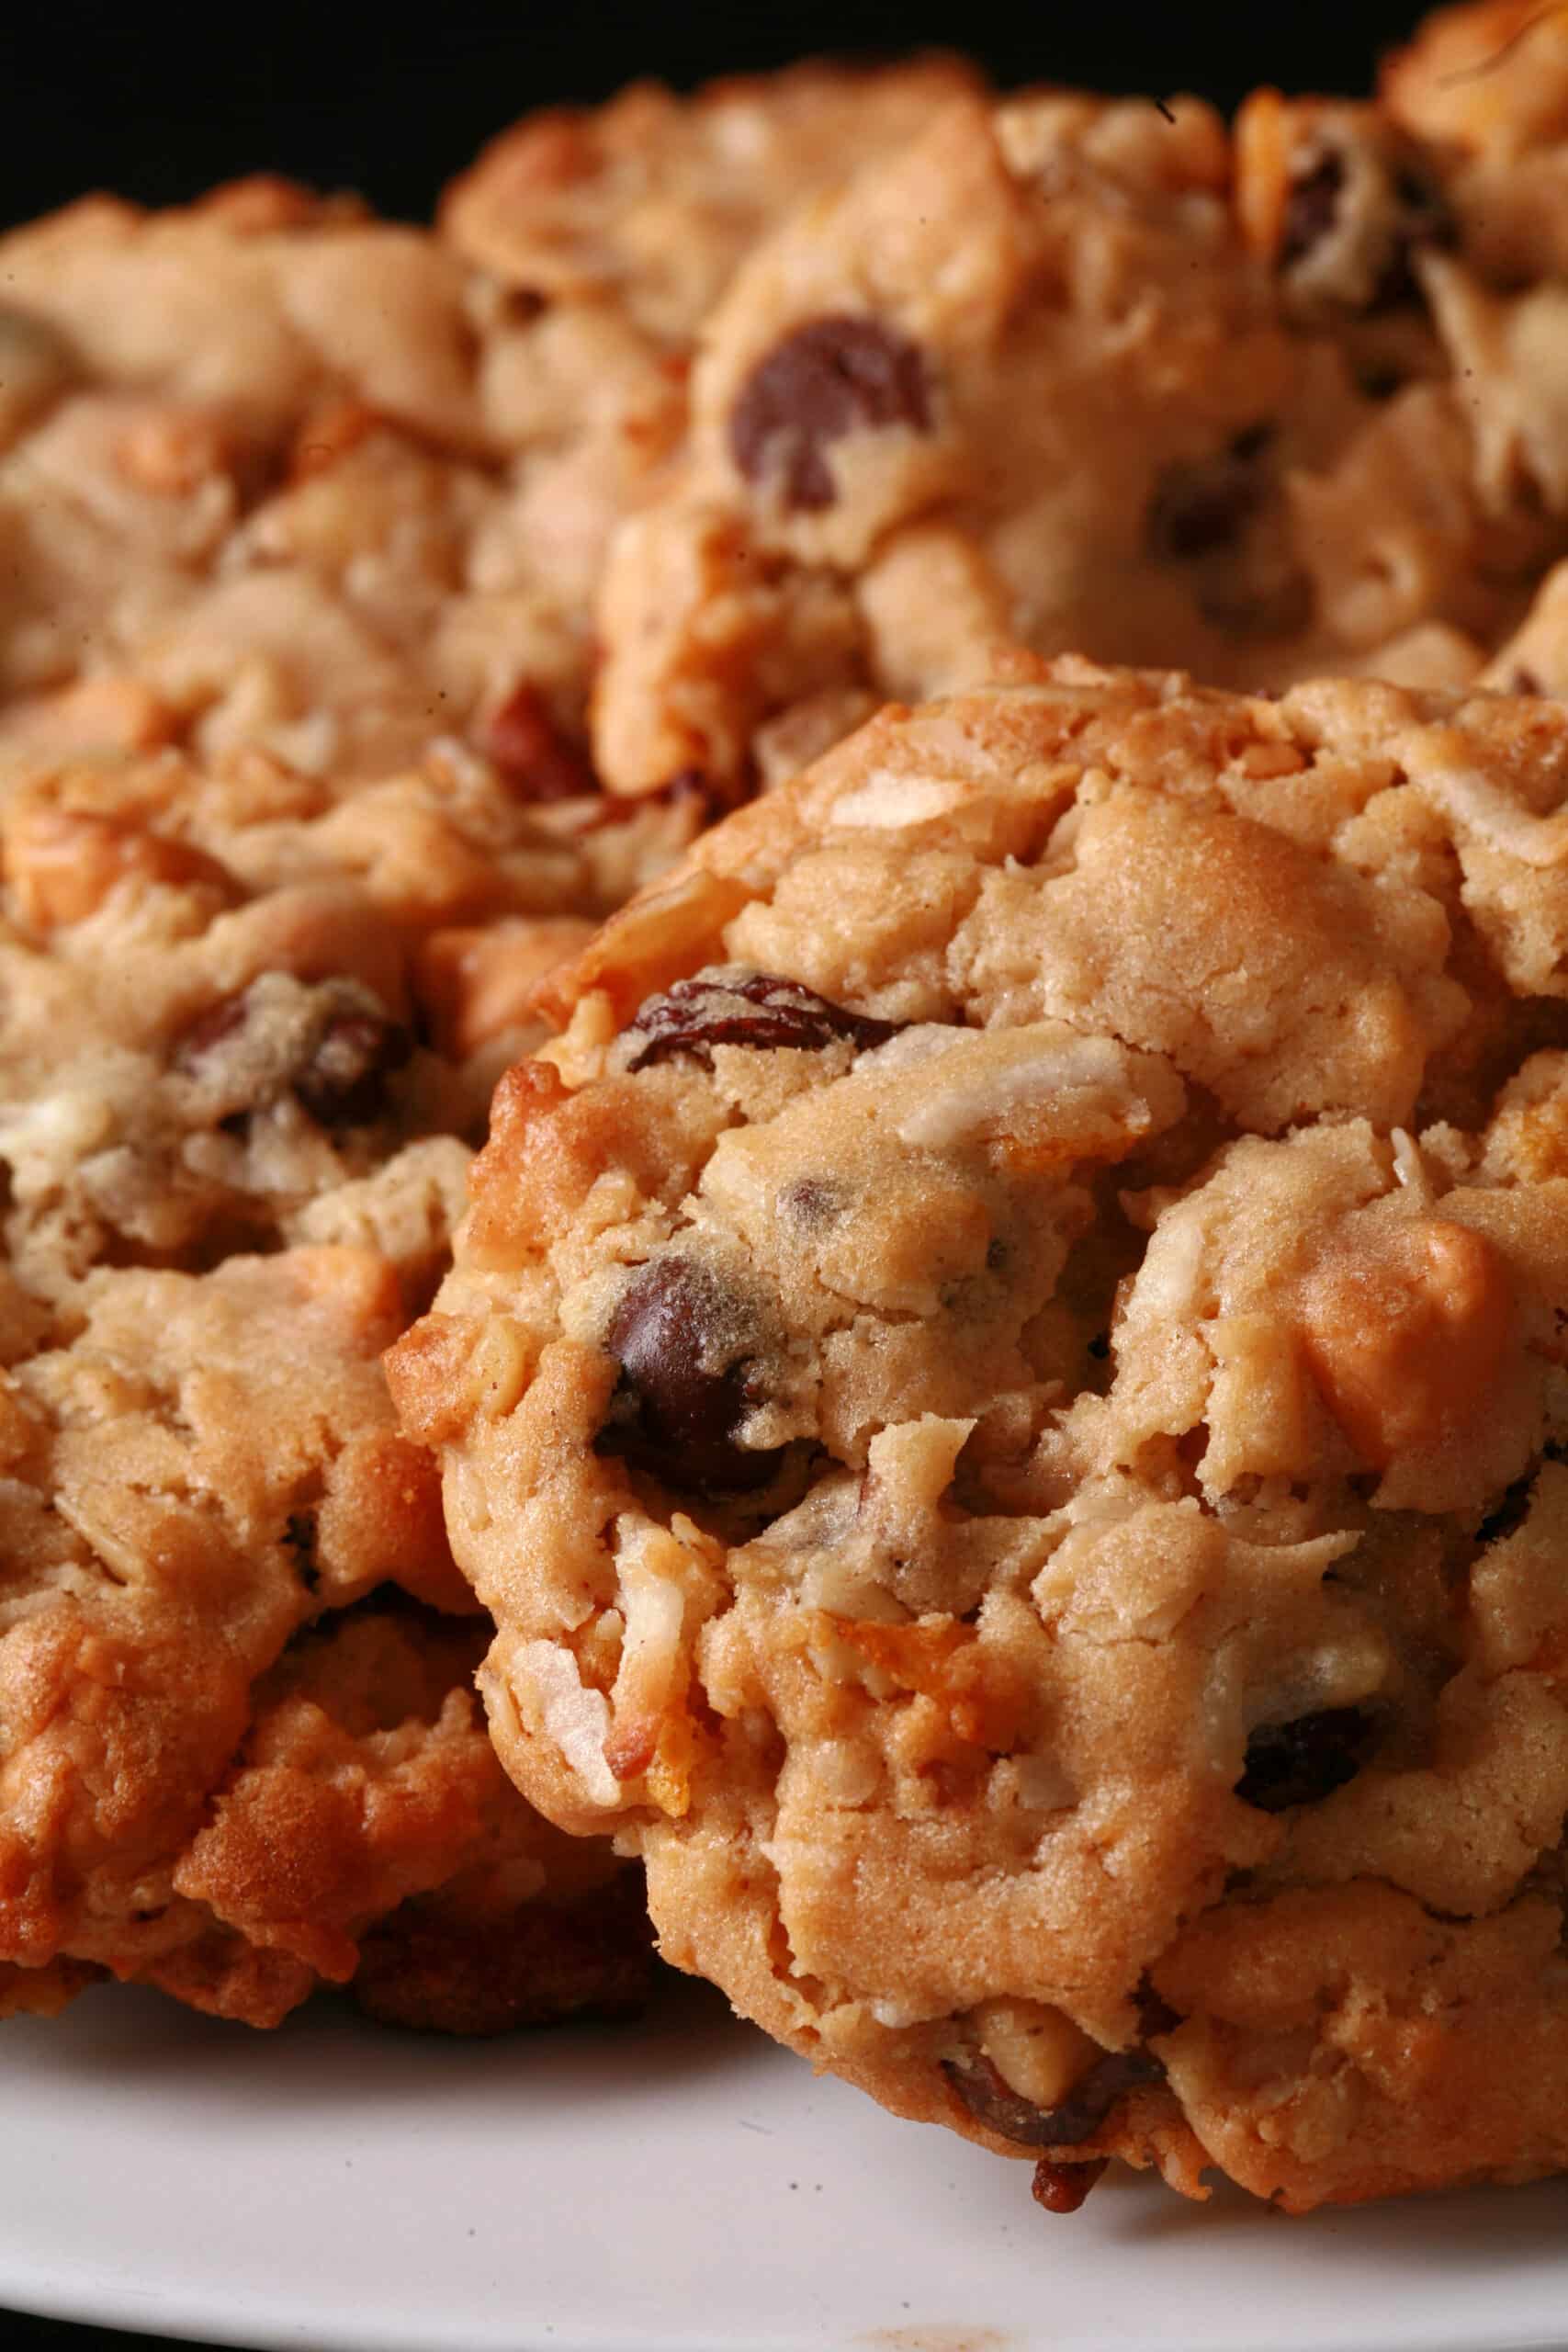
(520, 1640, 621, 1806)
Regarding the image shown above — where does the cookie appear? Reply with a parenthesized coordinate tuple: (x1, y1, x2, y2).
(440, 58, 983, 343)
(589, 51, 1568, 797)
(0, 729, 706, 1299)
(0, 1200, 648, 2028)
(0, 175, 684, 779)
(0, 173, 698, 2028)
(392, 660, 1568, 2207)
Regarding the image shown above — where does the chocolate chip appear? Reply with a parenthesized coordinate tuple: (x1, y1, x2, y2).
(1279, 152, 1346, 272)
(293, 1012, 412, 1129)
(1032, 2158, 1107, 2215)
(1146, 452, 1264, 563)
(598, 1257, 781, 1496)
(478, 684, 598, 802)
(1236, 1705, 1375, 1812)
(1509, 666, 1545, 697)
(942, 2045, 1165, 2151)
(625, 969, 901, 1071)
(729, 314, 931, 512)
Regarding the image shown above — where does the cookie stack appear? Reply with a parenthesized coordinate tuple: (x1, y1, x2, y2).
(9, 0, 1568, 2212)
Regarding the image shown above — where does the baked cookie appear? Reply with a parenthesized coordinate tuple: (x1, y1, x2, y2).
(0, 649, 683, 2030)
(0, 175, 684, 778)
(440, 58, 983, 343)
(0, 730, 704, 1299)
(393, 661, 1568, 2207)
(0, 1194, 647, 2029)
(589, 42, 1568, 797)
(0, 174, 699, 2029)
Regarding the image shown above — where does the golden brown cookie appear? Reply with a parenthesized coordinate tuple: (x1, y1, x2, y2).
(589, 33, 1568, 798)
(394, 660, 1568, 2206)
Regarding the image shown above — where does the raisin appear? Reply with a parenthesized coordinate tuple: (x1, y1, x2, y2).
(478, 684, 598, 803)
(1032, 2158, 1107, 2214)
(1370, 166, 1457, 311)
(1279, 143, 1454, 311)
(942, 2046, 1165, 2151)
(598, 1257, 781, 1495)
(729, 314, 932, 512)
(1236, 1705, 1374, 1812)
(293, 1012, 412, 1129)
(1279, 152, 1346, 272)
(625, 969, 901, 1071)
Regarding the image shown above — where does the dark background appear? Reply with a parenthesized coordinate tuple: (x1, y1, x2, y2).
(3, 1, 1419, 2347)
(6, 0, 1427, 232)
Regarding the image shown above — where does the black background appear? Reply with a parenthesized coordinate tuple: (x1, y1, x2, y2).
(6, 0, 1427, 233)
(4, 1, 1421, 2347)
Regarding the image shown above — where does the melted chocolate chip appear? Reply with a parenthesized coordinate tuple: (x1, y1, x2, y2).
(625, 971, 901, 1071)
(293, 1012, 412, 1129)
(1236, 1705, 1375, 1812)
(599, 1257, 781, 1495)
(942, 2046, 1165, 2151)
(1279, 152, 1347, 272)
(478, 684, 598, 802)
(729, 314, 932, 512)
(1032, 2157, 1108, 2214)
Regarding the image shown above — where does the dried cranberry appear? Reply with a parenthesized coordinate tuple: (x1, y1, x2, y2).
(293, 1012, 412, 1128)
(1236, 1706, 1374, 1812)
(1032, 2158, 1107, 2215)
(478, 684, 598, 802)
(942, 2046, 1165, 2151)
(625, 970, 900, 1072)
(598, 1257, 781, 1495)
(729, 314, 931, 512)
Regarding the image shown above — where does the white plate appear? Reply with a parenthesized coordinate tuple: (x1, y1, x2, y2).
(5, 1974, 1568, 2352)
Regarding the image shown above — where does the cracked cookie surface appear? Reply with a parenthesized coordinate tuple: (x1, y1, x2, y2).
(393, 661, 1568, 2206)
